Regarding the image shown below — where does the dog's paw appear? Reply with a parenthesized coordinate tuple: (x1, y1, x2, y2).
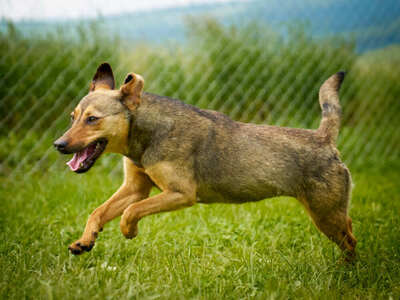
(68, 239, 95, 255)
(120, 220, 138, 239)
(341, 250, 357, 265)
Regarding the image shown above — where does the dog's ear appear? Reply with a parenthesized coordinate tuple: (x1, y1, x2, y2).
(120, 73, 144, 110)
(89, 63, 115, 91)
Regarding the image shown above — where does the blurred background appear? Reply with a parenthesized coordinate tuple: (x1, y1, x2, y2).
(0, 0, 399, 181)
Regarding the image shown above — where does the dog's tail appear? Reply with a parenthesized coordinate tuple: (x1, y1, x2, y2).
(318, 71, 346, 144)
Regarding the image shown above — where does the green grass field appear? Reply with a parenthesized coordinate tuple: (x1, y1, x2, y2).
(1, 161, 399, 299)
(1, 17, 400, 300)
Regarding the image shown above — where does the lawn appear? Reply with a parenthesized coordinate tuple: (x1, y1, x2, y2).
(0, 160, 399, 299)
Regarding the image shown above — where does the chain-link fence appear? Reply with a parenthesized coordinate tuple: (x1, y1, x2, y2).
(1, 0, 400, 182)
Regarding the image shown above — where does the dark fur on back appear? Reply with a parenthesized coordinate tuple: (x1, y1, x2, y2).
(127, 89, 343, 203)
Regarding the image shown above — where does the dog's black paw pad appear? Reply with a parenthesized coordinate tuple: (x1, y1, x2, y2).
(68, 241, 94, 255)
(81, 244, 94, 252)
(68, 246, 83, 255)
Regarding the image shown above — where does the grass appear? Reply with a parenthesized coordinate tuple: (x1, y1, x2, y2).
(1, 161, 399, 299)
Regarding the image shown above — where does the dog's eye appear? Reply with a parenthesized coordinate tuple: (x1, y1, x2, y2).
(86, 116, 99, 124)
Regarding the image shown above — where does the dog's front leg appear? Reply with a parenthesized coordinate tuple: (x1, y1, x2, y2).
(68, 170, 152, 255)
(120, 190, 196, 239)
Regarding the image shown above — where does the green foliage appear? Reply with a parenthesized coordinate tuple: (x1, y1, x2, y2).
(182, 19, 357, 127)
(0, 22, 122, 134)
(0, 162, 399, 299)
(0, 18, 399, 173)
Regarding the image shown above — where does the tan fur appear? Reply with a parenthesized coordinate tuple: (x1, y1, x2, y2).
(56, 64, 356, 261)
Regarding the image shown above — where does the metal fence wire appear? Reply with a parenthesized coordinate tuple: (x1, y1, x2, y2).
(0, 0, 399, 180)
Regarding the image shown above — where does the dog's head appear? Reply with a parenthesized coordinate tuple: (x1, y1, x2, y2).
(54, 63, 144, 173)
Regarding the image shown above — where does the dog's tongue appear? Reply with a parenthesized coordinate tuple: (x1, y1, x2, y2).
(66, 145, 94, 171)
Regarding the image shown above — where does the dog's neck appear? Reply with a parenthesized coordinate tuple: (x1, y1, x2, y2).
(124, 92, 173, 167)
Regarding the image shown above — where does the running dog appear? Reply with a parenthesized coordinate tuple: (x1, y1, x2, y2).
(54, 63, 357, 260)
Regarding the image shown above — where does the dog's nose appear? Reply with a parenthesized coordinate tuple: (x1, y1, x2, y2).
(54, 139, 68, 152)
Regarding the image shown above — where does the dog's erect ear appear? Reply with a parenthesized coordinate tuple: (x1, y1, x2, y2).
(89, 63, 115, 91)
(120, 73, 144, 110)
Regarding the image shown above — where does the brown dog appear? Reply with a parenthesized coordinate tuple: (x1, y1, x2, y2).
(54, 63, 356, 260)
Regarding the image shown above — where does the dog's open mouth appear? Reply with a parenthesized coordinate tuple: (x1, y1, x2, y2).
(67, 139, 107, 173)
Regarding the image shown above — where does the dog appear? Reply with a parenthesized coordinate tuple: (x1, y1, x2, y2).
(54, 63, 357, 260)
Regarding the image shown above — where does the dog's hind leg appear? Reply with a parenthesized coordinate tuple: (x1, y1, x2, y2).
(120, 162, 197, 239)
(300, 166, 357, 261)
(120, 190, 196, 239)
(68, 158, 153, 255)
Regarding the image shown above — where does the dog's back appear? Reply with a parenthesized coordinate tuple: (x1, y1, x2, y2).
(131, 73, 347, 204)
